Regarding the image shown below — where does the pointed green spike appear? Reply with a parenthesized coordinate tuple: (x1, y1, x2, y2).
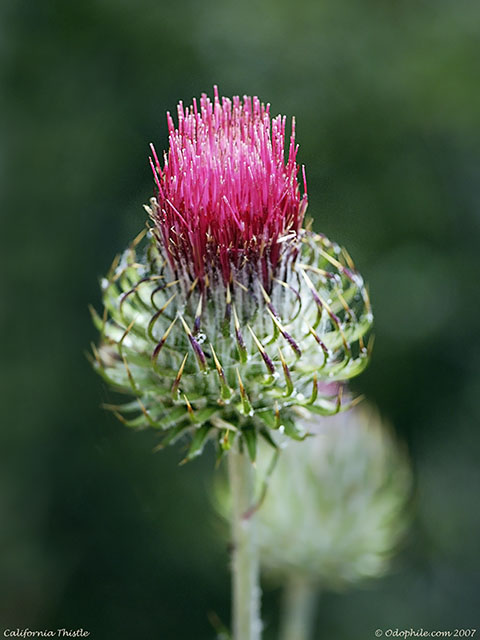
(180, 425, 211, 464)
(307, 373, 318, 405)
(258, 427, 279, 450)
(256, 408, 276, 430)
(233, 305, 248, 364)
(154, 422, 191, 450)
(210, 343, 233, 401)
(243, 427, 257, 463)
(278, 347, 294, 396)
(236, 368, 253, 415)
(171, 353, 189, 399)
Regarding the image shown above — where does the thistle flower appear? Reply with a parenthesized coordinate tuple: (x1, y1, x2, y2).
(148, 89, 307, 290)
(91, 88, 373, 462)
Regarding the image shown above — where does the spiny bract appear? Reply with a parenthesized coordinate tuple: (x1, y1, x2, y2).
(91, 228, 372, 462)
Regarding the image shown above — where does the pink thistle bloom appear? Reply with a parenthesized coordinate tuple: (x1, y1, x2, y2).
(92, 87, 373, 463)
(148, 86, 308, 288)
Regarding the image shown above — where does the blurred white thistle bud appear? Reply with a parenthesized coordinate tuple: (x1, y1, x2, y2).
(257, 402, 412, 589)
(214, 401, 411, 640)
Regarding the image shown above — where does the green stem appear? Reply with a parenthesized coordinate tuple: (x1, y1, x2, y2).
(228, 442, 262, 640)
(279, 575, 318, 640)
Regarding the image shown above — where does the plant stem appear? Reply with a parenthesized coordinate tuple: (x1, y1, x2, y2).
(228, 442, 262, 640)
(279, 575, 318, 640)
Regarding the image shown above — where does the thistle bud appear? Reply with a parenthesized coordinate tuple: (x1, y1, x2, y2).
(91, 88, 373, 461)
(255, 404, 412, 589)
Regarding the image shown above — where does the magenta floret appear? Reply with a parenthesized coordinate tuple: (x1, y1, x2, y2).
(149, 87, 307, 287)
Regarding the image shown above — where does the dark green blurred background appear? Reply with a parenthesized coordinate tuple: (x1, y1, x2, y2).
(1, 0, 479, 638)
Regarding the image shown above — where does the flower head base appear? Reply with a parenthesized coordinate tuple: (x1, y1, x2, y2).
(91, 90, 373, 462)
(148, 87, 307, 290)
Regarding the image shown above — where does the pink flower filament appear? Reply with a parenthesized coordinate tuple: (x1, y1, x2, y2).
(150, 87, 307, 287)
